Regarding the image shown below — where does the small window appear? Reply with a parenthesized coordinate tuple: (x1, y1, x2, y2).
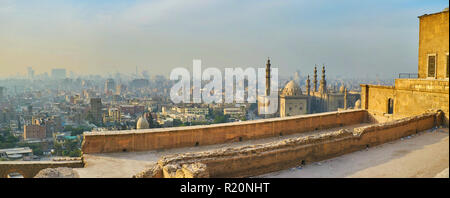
(427, 54, 436, 78)
(387, 98, 394, 114)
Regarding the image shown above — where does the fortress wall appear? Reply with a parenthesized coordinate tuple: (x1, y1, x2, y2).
(154, 113, 437, 178)
(0, 160, 84, 178)
(82, 110, 367, 154)
(361, 79, 449, 127)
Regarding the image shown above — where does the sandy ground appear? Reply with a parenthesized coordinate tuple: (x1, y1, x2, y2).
(74, 123, 370, 178)
(258, 128, 449, 178)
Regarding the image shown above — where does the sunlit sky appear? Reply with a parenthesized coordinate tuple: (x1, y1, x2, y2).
(0, 0, 448, 78)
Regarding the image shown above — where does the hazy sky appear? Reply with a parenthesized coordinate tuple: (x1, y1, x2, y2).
(0, 0, 448, 78)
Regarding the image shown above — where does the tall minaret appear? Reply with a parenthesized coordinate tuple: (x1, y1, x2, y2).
(313, 66, 318, 92)
(344, 88, 348, 109)
(265, 58, 271, 96)
(306, 75, 311, 96)
(319, 65, 327, 93)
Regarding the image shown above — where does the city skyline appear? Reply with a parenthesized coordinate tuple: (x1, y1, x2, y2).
(0, 0, 448, 78)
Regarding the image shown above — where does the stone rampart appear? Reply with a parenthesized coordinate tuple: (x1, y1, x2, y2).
(82, 110, 367, 154)
(140, 112, 438, 178)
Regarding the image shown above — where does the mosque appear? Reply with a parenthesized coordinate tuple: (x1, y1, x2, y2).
(258, 59, 361, 118)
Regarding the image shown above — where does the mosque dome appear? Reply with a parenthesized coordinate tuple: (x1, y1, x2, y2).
(136, 115, 150, 130)
(282, 80, 302, 96)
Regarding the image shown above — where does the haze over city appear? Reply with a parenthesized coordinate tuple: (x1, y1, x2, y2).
(0, 0, 448, 79)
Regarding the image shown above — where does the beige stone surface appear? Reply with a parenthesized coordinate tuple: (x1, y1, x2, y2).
(418, 10, 449, 79)
(434, 168, 449, 178)
(74, 123, 370, 178)
(81, 110, 367, 154)
(258, 128, 449, 178)
(34, 167, 79, 178)
(133, 163, 163, 178)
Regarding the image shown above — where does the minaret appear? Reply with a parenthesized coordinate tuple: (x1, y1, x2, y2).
(306, 75, 311, 96)
(344, 88, 348, 109)
(319, 65, 327, 93)
(313, 66, 318, 92)
(265, 58, 271, 96)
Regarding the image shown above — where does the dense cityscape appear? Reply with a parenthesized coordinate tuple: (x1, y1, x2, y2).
(0, 65, 395, 162)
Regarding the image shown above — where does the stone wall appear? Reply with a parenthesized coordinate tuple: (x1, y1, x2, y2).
(139, 112, 438, 178)
(82, 110, 367, 154)
(418, 10, 449, 79)
(0, 160, 84, 178)
(361, 79, 449, 126)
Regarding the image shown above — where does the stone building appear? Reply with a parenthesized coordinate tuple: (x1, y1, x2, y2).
(280, 80, 309, 117)
(361, 8, 449, 125)
(24, 124, 46, 140)
(306, 65, 360, 114)
(258, 59, 360, 118)
(103, 108, 121, 124)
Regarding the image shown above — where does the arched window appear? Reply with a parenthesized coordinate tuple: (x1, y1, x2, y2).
(387, 98, 394, 114)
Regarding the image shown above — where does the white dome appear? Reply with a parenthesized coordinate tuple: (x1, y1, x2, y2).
(136, 116, 149, 129)
(282, 80, 302, 96)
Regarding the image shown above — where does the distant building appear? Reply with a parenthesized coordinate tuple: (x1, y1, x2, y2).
(90, 98, 103, 124)
(105, 79, 116, 95)
(130, 79, 149, 89)
(0, 147, 33, 160)
(0, 86, 4, 101)
(183, 107, 209, 115)
(258, 59, 360, 118)
(279, 81, 309, 117)
(224, 107, 246, 119)
(103, 108, 121, 124)
(116, 84, 127, 95)
(120, 105, 145, 116)
(51, 68, 66, 79)
(27, 67, 34, 80)
(24, 124, 46, 140)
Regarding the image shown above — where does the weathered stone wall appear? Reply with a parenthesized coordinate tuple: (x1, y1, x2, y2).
(361, 79, 449, 126)
(146, 113, 437, 178)
(0, 160, 84, 178)
(82, 110, 367, 154)
(418, 10, 449, 79)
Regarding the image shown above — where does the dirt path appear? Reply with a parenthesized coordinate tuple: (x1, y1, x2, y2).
(258, 128, 449, 178)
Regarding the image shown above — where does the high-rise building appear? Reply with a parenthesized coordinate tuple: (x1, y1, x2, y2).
(27, 67, 34, 80)
(51, 68, 67, 79)
(105, 79, 116, 95)
(90, 98, 103, 125)
(0, 87, 4, 100)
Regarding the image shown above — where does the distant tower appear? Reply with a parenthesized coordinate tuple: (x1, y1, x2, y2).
(313, 66, 318, 92)
(319, 65, 327, 93)
(306, 75, 311, 96)
(344, 88, 348, 109)
(265, 58, 271, 96)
